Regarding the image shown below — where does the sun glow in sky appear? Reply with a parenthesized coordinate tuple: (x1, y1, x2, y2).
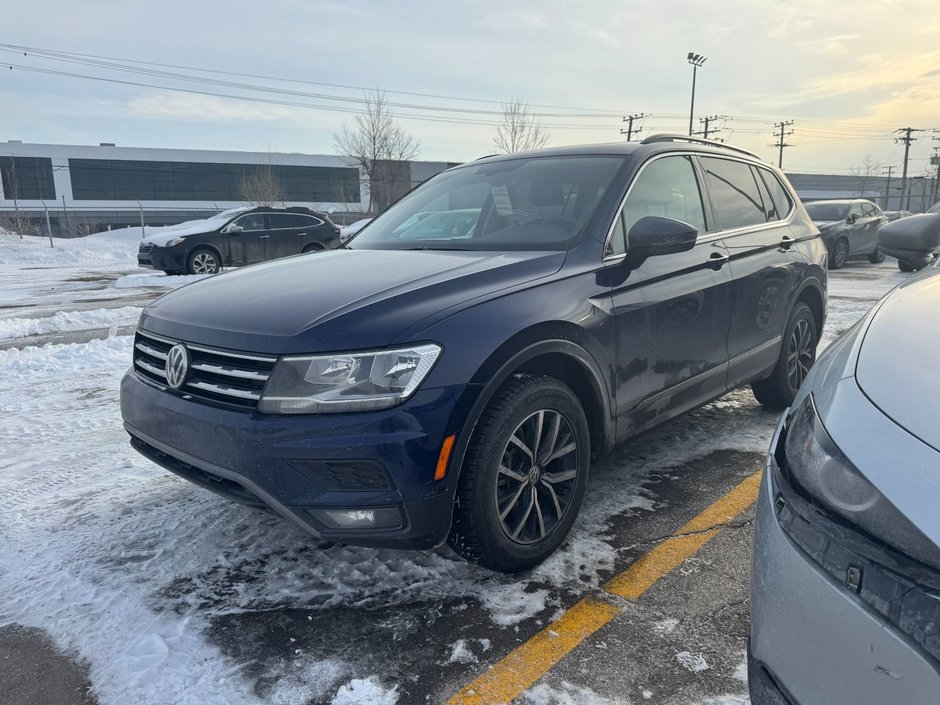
(2, 0, 939, 175)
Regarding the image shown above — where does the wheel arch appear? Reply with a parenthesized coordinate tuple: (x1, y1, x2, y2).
(187, 244, 225, 271)
(793, 279, 825, 338)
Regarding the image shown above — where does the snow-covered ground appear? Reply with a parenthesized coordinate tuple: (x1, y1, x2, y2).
(0, 242, 910, 704)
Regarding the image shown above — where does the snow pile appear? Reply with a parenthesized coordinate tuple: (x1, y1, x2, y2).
(0, 306, 142, 340)
(330, 677, 398, 705)
(676, 650, 710, 673)
(522, 680, 627, 704)
(0, 233, 138, 266)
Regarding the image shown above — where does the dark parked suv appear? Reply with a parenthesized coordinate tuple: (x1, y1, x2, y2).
(121, 135, 827, 571)
(137, 206, 341, 275)
(803, 199, 887, 269)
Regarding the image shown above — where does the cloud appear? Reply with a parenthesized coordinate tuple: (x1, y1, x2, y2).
(800, 34, 862, 55)
(477, 10, 546, 33)
(128, 92, 304, 123)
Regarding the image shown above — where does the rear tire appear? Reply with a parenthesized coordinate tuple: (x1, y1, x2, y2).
(448, 375, 590, 573)
(829, 239, 849, 269)
(898, 259, 915, 272)
(868, 246, 886, 264)
(751, 302, 817, 410)
(187, 248, 221, 275)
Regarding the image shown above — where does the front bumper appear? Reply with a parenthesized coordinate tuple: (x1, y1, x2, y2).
(138, 246, 186, 271)
(121, 369, 477, 549)
(749, 416, 940, 705)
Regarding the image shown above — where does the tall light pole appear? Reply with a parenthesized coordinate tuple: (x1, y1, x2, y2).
(687, 53, 707, 136)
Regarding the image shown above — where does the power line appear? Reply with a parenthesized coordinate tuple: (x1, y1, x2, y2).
(692, 115, 728, 141)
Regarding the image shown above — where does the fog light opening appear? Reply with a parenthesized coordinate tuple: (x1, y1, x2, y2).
(309, 506, 402, 530)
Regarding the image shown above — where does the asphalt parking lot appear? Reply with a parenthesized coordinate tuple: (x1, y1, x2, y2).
(0, 246, 909, 705)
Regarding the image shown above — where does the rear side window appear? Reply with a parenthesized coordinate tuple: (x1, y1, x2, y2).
(700, 157, 767, 230)
(757, 168, 793, 220)
(607, 155, 707, 257)
(297, 214, 324, 227)
(267, 213, 300, 229)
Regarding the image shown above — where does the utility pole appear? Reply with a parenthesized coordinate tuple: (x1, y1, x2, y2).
(772, 121, 794, 169)
(693, 115, 726, 141)
(883, 166, 894, 209)
(620, 113, 646, 141)
(931, 139, 940, 207)
(894, 127, 925, 211)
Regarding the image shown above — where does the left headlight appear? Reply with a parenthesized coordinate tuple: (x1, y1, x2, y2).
(162, 237, 186, 247)
(257, 343, 442, 414)
(784, 396, 940, 570)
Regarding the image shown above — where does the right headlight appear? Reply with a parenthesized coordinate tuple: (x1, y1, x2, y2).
(784, 396, 940, 570)
(258, 343, 441, 414)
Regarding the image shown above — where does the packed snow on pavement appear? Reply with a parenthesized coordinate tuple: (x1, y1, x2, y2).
(0, 238, 911, 704)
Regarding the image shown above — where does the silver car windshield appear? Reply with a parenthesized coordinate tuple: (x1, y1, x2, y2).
(349, 156, 625, 251)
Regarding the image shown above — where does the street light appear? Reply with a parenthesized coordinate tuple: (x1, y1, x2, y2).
(687, 52, 707, 136)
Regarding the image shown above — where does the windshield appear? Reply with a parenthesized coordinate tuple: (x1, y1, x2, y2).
(929, 202, 940, 214)
(349, 156, 626, 251)
(804, 202, 849, 221)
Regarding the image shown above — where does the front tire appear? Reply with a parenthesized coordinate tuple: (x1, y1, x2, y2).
(187, 248, 221, 275)
(448, 375, 590, 572)
(829, 238, 849, 269)
(868, 246, 886, 264)
(751, 302, 817, 410)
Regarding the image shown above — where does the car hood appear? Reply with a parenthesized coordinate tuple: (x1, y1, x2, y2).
(139, 248, 565, 353)
(855, 270, 940, 451)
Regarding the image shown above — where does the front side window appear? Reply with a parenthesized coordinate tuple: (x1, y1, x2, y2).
(232, 213, 266, 231)
(700, 157, 767, 230)
(607, 155, 707, 257)
(350, 155, 626, 252)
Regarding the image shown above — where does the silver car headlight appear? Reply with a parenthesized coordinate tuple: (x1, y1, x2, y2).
(784, 396, 940, 570)
(258, 343, 441, 414)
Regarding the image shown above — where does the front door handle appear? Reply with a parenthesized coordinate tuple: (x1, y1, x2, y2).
(259, 235, 270, 239)
(707, 252, 729, 270)
(780, 235, 795, 250)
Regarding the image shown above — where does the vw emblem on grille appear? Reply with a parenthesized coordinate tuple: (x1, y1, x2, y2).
(165, 344, 190, 390)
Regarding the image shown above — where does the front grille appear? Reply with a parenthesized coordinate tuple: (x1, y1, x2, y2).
(133, 329, 277, 410)
(139, 243, 154, 254)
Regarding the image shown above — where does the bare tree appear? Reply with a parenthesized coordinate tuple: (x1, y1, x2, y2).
(494, 99, 550, 153)
(238, 155, 284, 206)
(851, 154, 882, 199)
(334, 91, 420, 213)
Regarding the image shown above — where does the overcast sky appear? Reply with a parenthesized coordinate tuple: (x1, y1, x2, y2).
(2, 0, 939, 175)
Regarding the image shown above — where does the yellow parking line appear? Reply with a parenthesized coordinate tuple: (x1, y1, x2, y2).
(446, 470, 762, 705)
(605, 471, 762, 599)
(446, 598, 620, 705)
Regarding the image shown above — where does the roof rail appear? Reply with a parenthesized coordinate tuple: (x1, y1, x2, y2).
(640, 134, 762, 161)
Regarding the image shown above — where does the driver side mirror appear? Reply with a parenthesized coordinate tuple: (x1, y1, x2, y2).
(223, 223, 244, 234)
(626, 216, 698, 269)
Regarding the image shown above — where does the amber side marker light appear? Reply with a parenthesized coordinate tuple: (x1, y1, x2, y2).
(435, 434, 456, 481)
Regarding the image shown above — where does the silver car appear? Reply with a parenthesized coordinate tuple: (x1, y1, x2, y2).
(749, 269, 940, 704)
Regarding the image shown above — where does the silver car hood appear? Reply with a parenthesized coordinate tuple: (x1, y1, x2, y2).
(855, 270, 940, 451)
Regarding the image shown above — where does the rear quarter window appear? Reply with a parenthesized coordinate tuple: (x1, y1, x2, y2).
(700, 157, 768, 230)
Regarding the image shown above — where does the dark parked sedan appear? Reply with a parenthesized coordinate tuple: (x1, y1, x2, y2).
(137, 206, 341, 275)
(750, 269, 940, 705)
(804, 199, 887, 269)
(122, 135, 827, 572)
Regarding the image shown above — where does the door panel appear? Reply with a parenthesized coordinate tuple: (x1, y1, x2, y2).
(604, 154, 733, 440)
(228, 213, 268, 264)
(265, 213, 303, 258)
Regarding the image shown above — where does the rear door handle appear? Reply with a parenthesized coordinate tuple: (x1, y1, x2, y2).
(780, 235, 795, 250)
(706, 252, 729, 270)
(260, 235, 270, 239)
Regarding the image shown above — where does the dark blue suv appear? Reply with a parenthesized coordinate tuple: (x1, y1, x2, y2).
(121, 136, 827, 572)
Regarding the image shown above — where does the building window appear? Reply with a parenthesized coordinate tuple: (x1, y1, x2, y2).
(0, 157, 56, 200)
(67, 159, 360, 203)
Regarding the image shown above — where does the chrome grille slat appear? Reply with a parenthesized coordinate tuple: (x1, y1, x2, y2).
(136, 358, 167, 378)
(135, 341, 167, 360)
(132, 329, 277, 409)
(185, 380, 262, 400)
(189, 361, 270, 381)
